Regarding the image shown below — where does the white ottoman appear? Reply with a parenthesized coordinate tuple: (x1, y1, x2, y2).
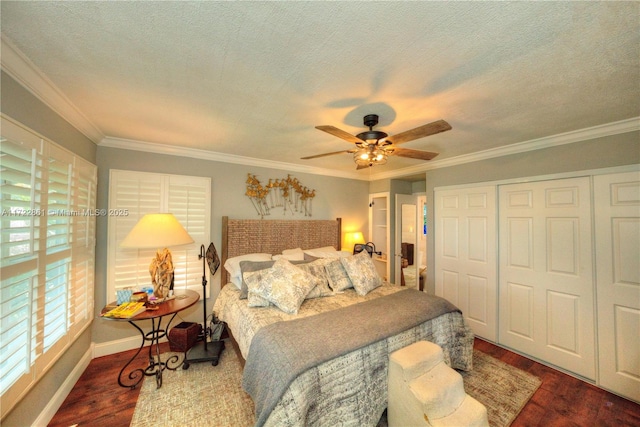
(388, 341, 488, 427)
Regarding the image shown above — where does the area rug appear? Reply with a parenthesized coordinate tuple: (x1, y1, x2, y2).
(461, 349, 541, 426)
(131, 344, 540, 427)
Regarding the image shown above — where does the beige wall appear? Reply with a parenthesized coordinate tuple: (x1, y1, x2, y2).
(1, 70, 97, 162)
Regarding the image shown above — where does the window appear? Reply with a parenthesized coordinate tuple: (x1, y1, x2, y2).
(106, 170, 210, 301)
(0, 116, 96, 418)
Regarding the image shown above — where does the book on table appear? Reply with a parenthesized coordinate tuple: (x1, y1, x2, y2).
(103, 301, 147, 318)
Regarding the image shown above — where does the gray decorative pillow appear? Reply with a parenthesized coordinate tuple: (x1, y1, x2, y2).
(244, 259, 321, 314)
(297, 259, 333, 299)
(323, 258, 353, 292)
(224, 253, 272, 289)
(340, 251, 382, 296)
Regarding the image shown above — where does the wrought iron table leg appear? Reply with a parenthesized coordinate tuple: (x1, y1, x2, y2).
(117, 313, 181, 389)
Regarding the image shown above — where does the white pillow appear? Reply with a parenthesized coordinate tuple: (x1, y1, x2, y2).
(304, 246, 351, 259)
(224, 253, 272, 289)
(272, 247, 305, 261)
(340, 251, 383, 296)
(244, 259, 321, 314)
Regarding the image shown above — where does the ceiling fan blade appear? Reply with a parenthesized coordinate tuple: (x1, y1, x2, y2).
(301, 149, 353, 160)
(356, 163, 370, 170)
(390, 147, 440, 161)
(315, 125, 364, 144)
(385, 119, 452, 145)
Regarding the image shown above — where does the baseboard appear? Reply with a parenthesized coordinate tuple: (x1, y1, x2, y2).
(33, 343, 94, 427)
(93, 335, 170, 358)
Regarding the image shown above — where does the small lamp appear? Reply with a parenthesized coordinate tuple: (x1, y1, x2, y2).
(344, 231, 365, 252)
(121, 213, 194, 299)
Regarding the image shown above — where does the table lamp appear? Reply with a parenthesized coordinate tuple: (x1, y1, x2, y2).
(120, 213, 194, 299)
(344, 231, 365, 252)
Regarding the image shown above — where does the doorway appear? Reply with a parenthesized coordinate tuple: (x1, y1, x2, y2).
(395, 194, 419, 289)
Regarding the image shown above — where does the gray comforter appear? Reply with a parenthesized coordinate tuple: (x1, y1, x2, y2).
(242, 288, 463, 427)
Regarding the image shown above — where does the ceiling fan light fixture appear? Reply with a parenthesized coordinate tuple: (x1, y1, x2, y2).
(354, 147, 388, 167)
(307, 113, 450, 169)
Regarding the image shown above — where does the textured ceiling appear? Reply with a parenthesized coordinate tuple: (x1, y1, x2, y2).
(1, 1, 639, 178)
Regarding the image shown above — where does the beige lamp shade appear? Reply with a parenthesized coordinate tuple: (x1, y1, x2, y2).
(120, 213, 194, 249)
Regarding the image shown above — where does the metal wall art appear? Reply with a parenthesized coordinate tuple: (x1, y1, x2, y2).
(245, 173, 315, 218)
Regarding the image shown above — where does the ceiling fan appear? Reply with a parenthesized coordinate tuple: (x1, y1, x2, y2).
(302, 114, 452, 169)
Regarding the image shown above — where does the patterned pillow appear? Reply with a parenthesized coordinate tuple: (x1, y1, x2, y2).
(340, 251, 382, 296)
(297, 259, 333, 299)
(243, 260, 325, 306)
(323, 258, 353, 292)
(244, 259, 321, 314)
(239, 260, 276, 299)
(243, 268, 272, 307)
(240, 259, 311, 299)
(247, 291, 271, 307)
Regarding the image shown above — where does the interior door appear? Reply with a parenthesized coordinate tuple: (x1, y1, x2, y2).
(434, 186, 497, 341)
(594, 171, 640, 401)
(395, 194, 418, 288)
(499, 177, 595, 379)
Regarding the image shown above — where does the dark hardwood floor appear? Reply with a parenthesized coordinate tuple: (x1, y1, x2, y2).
(48, 339, 640, 427)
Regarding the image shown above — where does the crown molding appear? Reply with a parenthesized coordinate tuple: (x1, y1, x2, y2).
(101, 115, 639, 182)
(369, 116, 640, 181)
(99, 136, 367, 181)
(0, 35, 105, 144)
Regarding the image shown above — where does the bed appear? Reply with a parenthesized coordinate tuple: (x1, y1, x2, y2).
(213, 216, 474, 427)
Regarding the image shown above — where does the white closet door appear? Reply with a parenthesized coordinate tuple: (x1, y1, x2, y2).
(594, 171, 640, 401)
(435, 186, 497, 341)
(499, 177, 595, 379)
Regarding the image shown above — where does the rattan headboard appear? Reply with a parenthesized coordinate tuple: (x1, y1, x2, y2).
(220, 216, 342, 285)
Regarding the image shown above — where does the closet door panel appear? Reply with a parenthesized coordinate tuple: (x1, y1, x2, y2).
(594, 171, 640, 401)
(441, 270, 460, 305)
(506, 282, 535, 339)
(435, 186, 497, 341)
(499, 177, 595, 379)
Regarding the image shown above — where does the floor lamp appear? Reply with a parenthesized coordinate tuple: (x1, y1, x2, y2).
(184, 242, 225, 367)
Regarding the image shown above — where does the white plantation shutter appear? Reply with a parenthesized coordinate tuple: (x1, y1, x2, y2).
(0, 116, 96, 418)
(107, 170, 210, 301)
(168, 176, 208, 292)
(70, 160, 96, 335)
(41, 145, 73, 355)
(0, 121, 42, 410)
(108, 171, 163, 295)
